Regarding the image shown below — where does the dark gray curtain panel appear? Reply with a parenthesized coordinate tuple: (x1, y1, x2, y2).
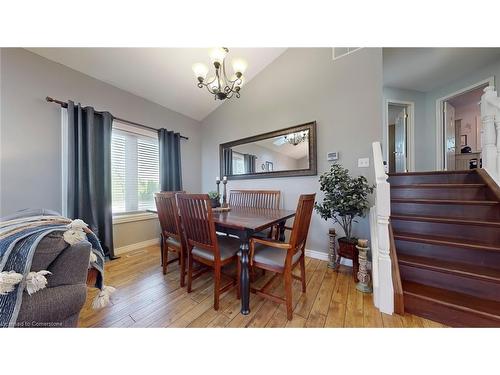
(223, 148, 233, 176)
(244, 154, 256, 173)
(66, 101, 115, 259)
(158, 128, 182, 191)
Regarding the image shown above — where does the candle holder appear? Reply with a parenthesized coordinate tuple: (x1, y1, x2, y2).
(216, 180, 221, 205)
(327, 228, 338, 269)
(222, 178, 228, 208)
(356, 239, 372, 293)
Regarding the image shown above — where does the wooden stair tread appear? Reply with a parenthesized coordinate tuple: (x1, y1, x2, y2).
(393, 232, 500, 252)
(388, 170, 475, 176)
(403, 281, 500, 321)
(391, 198, 499, 205)
(398, 254, 500, 283)
(391, 183, 485, 189)
(391, 214, 500, 227)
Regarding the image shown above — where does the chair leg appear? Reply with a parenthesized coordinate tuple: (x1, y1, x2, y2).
(300, 256, 306, 293)
(236, 258, 241, 300)
(179, 250, 186, 288)
(214, 265, 221, 310)
(284, 268, 293, 320)
(162, 241, 168, 275)
(187, 254, 193, 293)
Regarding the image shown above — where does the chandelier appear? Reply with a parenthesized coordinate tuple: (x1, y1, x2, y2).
(192, 48, 247, 101)
(285, 131, 309, 146)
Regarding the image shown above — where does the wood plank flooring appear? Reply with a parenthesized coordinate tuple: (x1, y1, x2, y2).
(79, 245, 447, 328)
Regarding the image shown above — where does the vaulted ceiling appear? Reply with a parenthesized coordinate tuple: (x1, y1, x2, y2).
(383, 48, 500, 92)
(28, 48, 287, 121)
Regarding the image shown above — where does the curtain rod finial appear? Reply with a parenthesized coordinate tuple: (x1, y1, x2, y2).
(46, 96, 54, 102)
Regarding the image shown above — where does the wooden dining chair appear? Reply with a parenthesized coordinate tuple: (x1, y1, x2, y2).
(177, 193, 240, 310)
(229, 189, 281, 238)
(247, 193, 316, 320)
(154, 191, 186, 287)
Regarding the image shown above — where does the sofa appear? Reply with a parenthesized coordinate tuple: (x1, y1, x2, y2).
(2, 209, 91, 328)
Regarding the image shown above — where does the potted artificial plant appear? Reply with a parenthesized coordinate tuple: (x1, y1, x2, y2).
(314, 163, 374, 258)
(208, 191, 221, 208)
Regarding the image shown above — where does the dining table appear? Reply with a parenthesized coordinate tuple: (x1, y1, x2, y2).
(149, 205, 296, 315)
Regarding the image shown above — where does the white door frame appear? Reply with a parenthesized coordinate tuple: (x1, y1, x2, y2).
(384, 99, 415, 172)
(435, 76, 494, 170)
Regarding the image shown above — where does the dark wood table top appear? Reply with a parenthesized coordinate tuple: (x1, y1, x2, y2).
(212, 207, 296, 232)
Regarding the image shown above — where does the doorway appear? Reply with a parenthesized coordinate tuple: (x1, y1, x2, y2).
(436, 77, 494, 170)
(385, 101, 414, 173)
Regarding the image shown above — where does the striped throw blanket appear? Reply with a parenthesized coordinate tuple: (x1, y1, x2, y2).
(0, 215, 114, 328)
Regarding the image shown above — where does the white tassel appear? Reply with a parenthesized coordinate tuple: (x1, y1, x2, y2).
(89, 251, 97, 264)
(25, 270, 52, 295)
(0, 271, 24, 295)
(68, 219, 88, 230)
(92, 285, 116, 309)
(63, 228, 87, 245)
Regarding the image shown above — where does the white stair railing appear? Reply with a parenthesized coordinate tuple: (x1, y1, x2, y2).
(370, 141, 394, 314)
(481, 86, 500, 185)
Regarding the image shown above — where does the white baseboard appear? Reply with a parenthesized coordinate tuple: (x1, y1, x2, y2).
(305, 248, 353, 267)
(114, 238, 160, 255)
(305, 248, 329, 261)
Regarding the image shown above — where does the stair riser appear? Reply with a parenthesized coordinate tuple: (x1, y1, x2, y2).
(395, 239, 500, 270)
(391, 202, 500, 220)
(388, 173, 482, 185)
(391, 187, 487, 200)
(400, 265, 500, 302)
(404, 293, 500, 327)
(392, 220, 500, 244)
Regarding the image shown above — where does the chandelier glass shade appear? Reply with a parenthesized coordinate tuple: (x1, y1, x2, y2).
(192, 48, 247, 100)
(285, 131, 309, 146)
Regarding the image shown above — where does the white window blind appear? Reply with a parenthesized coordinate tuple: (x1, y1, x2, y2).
(111, 122, 159, 214)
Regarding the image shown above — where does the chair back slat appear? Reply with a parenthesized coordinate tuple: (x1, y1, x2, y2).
(229, 190, 281, 209)
(154, 191, 184, 241)
(289, 194, 316, 252)
(177, 194, 218, 254)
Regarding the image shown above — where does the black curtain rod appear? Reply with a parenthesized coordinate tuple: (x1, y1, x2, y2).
(46, 96, 189, 140)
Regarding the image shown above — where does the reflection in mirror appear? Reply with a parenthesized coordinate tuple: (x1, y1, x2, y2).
(230, 130, 310, 175)
(220, 122, 317, 180)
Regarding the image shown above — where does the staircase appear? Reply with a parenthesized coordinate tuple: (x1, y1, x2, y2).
(388, 169, 500, 327)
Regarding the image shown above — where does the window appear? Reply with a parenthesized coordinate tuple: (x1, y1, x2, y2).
(232, 152, 245, 174)
(111, 122, 159, 214)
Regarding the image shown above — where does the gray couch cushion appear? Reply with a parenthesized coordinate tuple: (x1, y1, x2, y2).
(1, 208, 61, 221)
(253, 242, 302, 268)
(15, 284, 87, 328)
(192, 235, 240, 261)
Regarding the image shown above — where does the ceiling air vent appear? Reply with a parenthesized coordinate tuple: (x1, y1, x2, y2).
(332, 48, 361, 61)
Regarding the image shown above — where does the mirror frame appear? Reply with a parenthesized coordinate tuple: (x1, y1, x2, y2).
(219, 121, 317, 180)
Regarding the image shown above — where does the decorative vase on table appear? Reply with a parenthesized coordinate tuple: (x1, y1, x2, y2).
(314, 163, 374, 281)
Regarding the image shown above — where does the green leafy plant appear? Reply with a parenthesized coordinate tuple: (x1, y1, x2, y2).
(208, 191, 220, 200)
(314, 163, 374, 241)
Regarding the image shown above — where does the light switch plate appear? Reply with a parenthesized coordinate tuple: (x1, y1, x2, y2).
(358, 157, 369, 168)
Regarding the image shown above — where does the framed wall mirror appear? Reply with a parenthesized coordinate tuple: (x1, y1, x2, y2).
(220, 121, 317, 180)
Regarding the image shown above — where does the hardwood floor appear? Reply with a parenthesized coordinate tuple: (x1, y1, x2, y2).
(79, 245, 447, 328)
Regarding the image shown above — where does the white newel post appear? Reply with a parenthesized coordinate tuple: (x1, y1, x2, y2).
(371, 142, 394, 314)
(481, 86, 500, 184)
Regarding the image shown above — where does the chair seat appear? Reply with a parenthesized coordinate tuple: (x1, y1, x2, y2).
(253, 242, 302, 268)
(164, 236, 182, 249)
(192, 236, 240, 262)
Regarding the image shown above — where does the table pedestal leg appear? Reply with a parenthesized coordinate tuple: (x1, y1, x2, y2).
(278, 220, 286, 242)
(239, 240, 250, 315)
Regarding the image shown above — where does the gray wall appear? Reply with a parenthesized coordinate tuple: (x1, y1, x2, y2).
(201, 48, 383, 254)
(0, 48, 202, 248)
